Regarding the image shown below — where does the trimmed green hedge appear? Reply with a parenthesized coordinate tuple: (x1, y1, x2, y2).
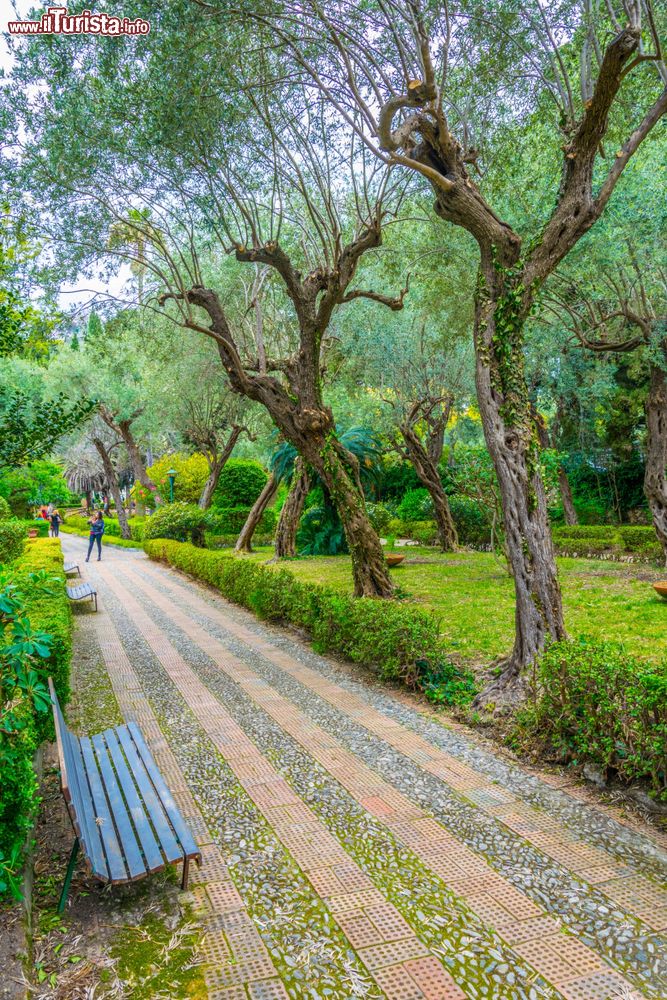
(59, 524, 140, 548)
(1, 539, 72, 896)
(65, 514, 144, 541)
(511, 638, 667, 800)
(21, 519, 50, 538)
(145, 539, 475, 705)
(18, 540, 72, 738)
(0, 521, 26, 564)
(552, 524, 661, 560)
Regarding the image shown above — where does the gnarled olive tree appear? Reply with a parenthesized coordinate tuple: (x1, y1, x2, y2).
(257, 0, 667, 697)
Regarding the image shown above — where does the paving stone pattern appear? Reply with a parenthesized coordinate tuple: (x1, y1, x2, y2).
(62, 537, 666, 1000)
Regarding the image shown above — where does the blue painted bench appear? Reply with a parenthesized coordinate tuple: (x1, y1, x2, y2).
(49, 679, 201, 912)
(64, 562, 80, 577)
(66, 581, 97, 612)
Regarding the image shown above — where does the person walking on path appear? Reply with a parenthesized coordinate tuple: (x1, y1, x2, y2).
(86, 510, 105, 562)
(49, 509, 62, 537)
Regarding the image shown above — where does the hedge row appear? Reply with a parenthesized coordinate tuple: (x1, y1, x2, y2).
(65, 514, 145, 541)
(511, 638, 667, 800)
(552, 524, 662, 560)
(60, 524, 141, 548)
(145, 539, 475, 705)
(1, 539, 72, 894)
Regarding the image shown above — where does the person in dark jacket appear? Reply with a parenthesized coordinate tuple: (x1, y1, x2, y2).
(50, 509, 62, 537)
(86, 511, 105, 562)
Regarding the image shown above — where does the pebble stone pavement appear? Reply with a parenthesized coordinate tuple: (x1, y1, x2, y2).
(60, 535, 667, 1000)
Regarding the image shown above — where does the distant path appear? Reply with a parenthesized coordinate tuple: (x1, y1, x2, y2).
(62, 534, 667, 1000)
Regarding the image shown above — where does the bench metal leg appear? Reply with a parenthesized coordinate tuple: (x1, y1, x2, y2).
(58, 838, 80, 914)
(92, 592, 97, 612)
(181, 857, 190, 891)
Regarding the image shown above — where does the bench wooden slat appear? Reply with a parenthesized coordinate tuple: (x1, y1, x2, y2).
(67, 738, 109, 880)
(128, 723, 201, 862)
(50, 687, 109, 880)
(91, 732, 147, 881)
(67, 583, 95, 600)
(115, 726, 183, 864)
(80, 737, 128, 882)
(103, 728, 165, 874)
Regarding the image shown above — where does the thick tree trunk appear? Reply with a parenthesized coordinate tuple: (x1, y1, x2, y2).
(473, 276, 566, 706)
(274, 458, 309, 559)
(310, 438, 394, 598)
(559, 467, 579, 525)
(92, 439, 131, 539)
(400, 424, 457, 551)
(117, 420, 162, 505)
(235, 475, 278, 553)
(645, 359, 667, 567)
(198, 426, 242, 510)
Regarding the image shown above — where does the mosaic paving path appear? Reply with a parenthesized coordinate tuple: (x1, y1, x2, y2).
(61, 536, 667, 1000)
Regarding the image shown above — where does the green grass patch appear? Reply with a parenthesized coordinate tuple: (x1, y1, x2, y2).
(241, 546, 667, 666)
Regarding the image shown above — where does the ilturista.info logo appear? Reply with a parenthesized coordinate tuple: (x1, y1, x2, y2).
(7, 6, 150, 35)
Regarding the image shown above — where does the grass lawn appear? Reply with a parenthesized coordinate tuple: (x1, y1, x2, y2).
(242, 546, 667, 666)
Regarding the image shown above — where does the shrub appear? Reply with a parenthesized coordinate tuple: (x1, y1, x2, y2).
(146, 452, 209, 504)
(409, 521, 439, 546)
(0, 497, 11, 520)
(0, 521, 26, 565)
(204, 506, 276, 536)
(553, 525, 616, 540)
(1, 539, 72, 897)
(212, 459, 267, 508)
(145, 539, 476, 705)
(397, 487, 434, 522)
(511, 638, 667, 800)
(366, 502, 393, 535)
(143, 502, 207, 546)
(551, 524, 662, 561)
(20, 519, 50, 538)
(449, 495, 492, 548)
(617, 525, 661, 554)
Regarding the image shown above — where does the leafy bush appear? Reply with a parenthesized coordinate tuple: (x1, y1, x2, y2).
(64, 514, 144, 542)
(0, 497, 11, 520)
(146, 452, 209, 504)
(20, 519, 50, 538)
(511, 638, 667, 800)
(212, 459, 267, 508)
(617, 525, 661, 552)
(408, 521, 439, 546)
(448, 495, 492, 548)
(366, 502, 393, 535)
(142, 502, 207, 546)
(1, 539, 72, 898)
(204, 506, 276, 536)
(0, 521, 26, 564)
(145, 539, 475, 706)
(397, 488, 434, 522)
(553, 525, 615, 540)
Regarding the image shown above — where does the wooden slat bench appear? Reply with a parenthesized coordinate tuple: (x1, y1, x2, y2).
(64, 562, 80, 577)
(49, 679, 201, 912)
(66, 581, 97, 612)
